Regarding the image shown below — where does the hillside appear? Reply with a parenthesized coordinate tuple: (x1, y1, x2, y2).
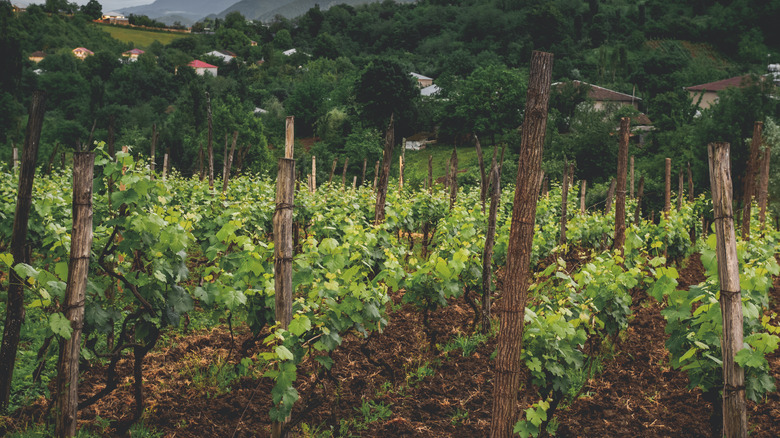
(120, 0, 237, 25)
(214, 0, 417, 21)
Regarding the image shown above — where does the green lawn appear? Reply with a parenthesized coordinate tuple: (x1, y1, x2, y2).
(403, 142, 501, 188)
(95, 24, 188, 48)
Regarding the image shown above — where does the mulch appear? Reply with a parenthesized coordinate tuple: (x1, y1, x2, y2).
(3, 252, 780, 437)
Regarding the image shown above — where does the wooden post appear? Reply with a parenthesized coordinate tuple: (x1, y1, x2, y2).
(206, 92, 214, 191)
(560, 159, 570, 245)
(707, 142, 747, 438)
(629, 155, 635, 199)
(677, 168, 684, 211)
(427, 155, 433, 193)
(475, 134, 487, 211)
(741, 121, 763, 241)
(482, 157, 501, 335)
(398, 154, 404, 193)
(0, 90, 46, 411)
(311, 156, 317, 193)
(285, 116, 294, 158)
(352, 176, 357, 190)
(449, 148, 458, 209)
(580, 180, 587, 214)
(55, 152, 94, 437)
(491, 50, 553, 438)
(373, 160, 379, 191)
(12, 147, 18, 173)
(758, 145, 771, 231)
(223, 131, 238, 193)
(341, 157, 349, 189)
(687, 162, 694, 202)
(664, 158, 671, 215)
(361, 157, 367, 186)
(329, 158, 337, 184)
(604, 177, 617, 215)
(162, 154, 168, 180)
(541, 173, 549, 198)
(375, 115, 395, 224)
(221, 133, 229, 186)
(614, 117, 630, 252)
(150, 123, 157, 180)
(46, 142, 60, 175)
(634, 176, 645, 225)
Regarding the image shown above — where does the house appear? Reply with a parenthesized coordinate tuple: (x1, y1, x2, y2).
(28, 51, 46, 63)
(421, 84, 440, 97)
(685, 74, 764, 110)
(188, 60, 218, 77)
(410, 72, 433, 88)
(554, 80, 641, 111)
(204, 50, 237, 63)
(122, 48, 145, 60)
(250, 40, 258, 47)
(102, 12, 129, 25)
(72, 47, 94, 60)
(283, 48, 297, 56)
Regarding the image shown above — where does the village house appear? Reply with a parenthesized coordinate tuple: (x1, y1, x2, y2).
(685, 75, 760, 110)
(410, 72, 433, 88)
(188, 60, 218, 77)
(122, 48, 145, 61)
(204, 50, 237, 63)
(28, 51, 46, 63)
(72, 47, 94, 60)
(102, 12, 129, 25)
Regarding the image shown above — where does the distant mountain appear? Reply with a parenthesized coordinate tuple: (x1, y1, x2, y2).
(120, 0, 237, 25)
(215, 0, 417, 22)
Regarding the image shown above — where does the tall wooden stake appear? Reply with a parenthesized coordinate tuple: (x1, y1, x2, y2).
(687, 162, 694, 202)
(206, 92, 214, 191)
(55, 152, 94, 437)
(677, 168, 684, 211)
(375, 115, 394, 225)
(560, 159, 570, 245)
(482, 157, 501, 335)
(312, 156, 317, 193)
(707, 142, 747, 438)
(222, 131, 238, 193)
(329, 158, 337, 184)
(614, 117, 630, 253)
(491, 50, 553, 438)
(741, 121, 763, 241)
(604, 177, 617, 215)
(12, 147, 18, 173)
(634, 176, 645, 225)
(758, 145, 771, 231)
(150, 123, 157, 180)
(475, 134, 487, 212)
(630, 155, 635, 199)
(341, 157, 349, 189)
(0, 90, 46, 411)
(580, 180, 587, 213)
(664, 158, 671, 215)
(162, 154, 168, 180)
(373, 160, 380, 191)
(361, 157, 366, 186)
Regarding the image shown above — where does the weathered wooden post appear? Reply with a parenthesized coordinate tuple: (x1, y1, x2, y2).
(361, 157, 367, 186)
(162, 154, 168, 180)
(150, 123, 157, 180)
(449, 148, 458, 209)
(634, 176, 645, 225)
(482, 157, 501, 335)
(329, 158, 337, 184)
(707, 142, 747, 438)
(0, 90, 46, 411)
(614, 117, 630, 253)
(677, 168, 684, 211)
(55, 152, 94, 437)
(398, 154, 404, 193)
(373, 160, 380, 191)
(222, 131, 238, 193)
(741, 121, 762, 241)
(687, 162, 694, 202)
(491, 50, 553, 438)
(206, 92, 214, 191)
(12, 147, 18, 173)
(580, 180, 587, 214)
(758, 145, 771, 231)
(664, 158, 671, 215)
(198, 142, 205, 181)
(352, 176, 357, 190)
(311, 156, 317, 193)
(604, 177, 616, 215)
(560, 159, 570, 245)
(630, 155, 635, 199)
(475, 134, 487, 211)
(341, 157, 349, 189)
(375, 115, 395, 224)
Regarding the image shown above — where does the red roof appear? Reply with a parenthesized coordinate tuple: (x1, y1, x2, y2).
(554, 81, 640, 102)
(685, 75, 757, 92)
(124, 48, 145, 55)
(73, 47, 94, 54)
(188, 60, 218, 69)
(29, 51, 46, 58)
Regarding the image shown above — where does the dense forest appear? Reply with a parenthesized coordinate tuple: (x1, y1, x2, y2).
(1, 0, 779, 210)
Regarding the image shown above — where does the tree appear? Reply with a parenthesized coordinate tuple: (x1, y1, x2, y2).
(80, 0, 102, 20)
(354, 59, 418, 132)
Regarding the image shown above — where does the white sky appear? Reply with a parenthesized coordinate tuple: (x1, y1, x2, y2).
(17, 1, 153, 12)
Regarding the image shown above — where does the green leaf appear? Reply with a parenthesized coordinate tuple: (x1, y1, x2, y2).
(275, 345, 294, 361)
(55, 262, 69, 282)
(288, 315, 312, 337)
(0, 253, 13, 267)
(50, 313, 73, 340)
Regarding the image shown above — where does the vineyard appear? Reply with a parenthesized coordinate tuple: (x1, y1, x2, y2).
(0, 130, 778, 437)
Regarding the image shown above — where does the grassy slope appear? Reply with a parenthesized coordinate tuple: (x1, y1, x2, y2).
(95, 24, 188, 48)
(403, 143, 500, 187)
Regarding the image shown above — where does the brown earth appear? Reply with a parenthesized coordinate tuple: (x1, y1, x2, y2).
(3, 253, 780, 437)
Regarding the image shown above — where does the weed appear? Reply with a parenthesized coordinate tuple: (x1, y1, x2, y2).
(441, 331, 488, 357)
(450, 407, 469, 425)
(406, 361, 435, 386)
